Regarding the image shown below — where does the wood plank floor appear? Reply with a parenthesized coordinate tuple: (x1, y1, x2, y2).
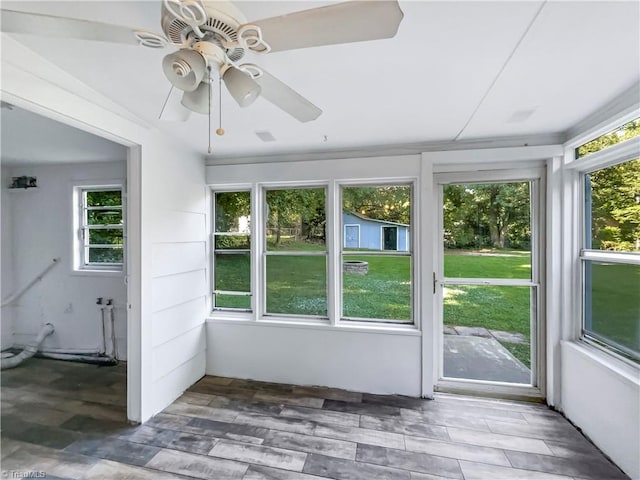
(1, 358, 628, 479)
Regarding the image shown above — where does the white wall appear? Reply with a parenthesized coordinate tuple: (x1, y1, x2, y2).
(1, 34, 208, 422)
(2, 162, 127, 357)
(1, 167, 14, 349)
(561, 342, 640, 479)
(207, 321, 421, 396)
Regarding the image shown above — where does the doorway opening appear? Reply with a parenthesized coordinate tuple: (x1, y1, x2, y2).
(0, 103, 135, 420)
(382, 226, 398, 250)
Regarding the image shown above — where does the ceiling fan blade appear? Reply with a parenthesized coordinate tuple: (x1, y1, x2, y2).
(0, 9, 164, 46)
(247, 1, 403, 53)
(253, 68, 322, 123)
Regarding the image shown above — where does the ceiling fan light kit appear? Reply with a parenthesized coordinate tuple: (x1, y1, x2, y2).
(162, 48, 207, 92)
(222, 66, 261, 108)
(1, 0, 404, 147)
(181, 80, 212, 114)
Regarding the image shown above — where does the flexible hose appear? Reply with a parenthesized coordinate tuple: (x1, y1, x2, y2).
(1, 323, 55, 369)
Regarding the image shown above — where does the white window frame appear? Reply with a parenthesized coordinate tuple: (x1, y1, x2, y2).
(73, 184, 124, 273)
(211, 188, 253, 313)
(340, 181, 415, 325)
(572, 136, 640, 364)
(260, 183, 329, 321)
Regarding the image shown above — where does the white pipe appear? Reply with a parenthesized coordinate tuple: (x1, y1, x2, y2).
(35, 351, 117, 364)
(1, 258, 60, 307)
(107, 300, 117, 361)
(1, 323, 55, 369)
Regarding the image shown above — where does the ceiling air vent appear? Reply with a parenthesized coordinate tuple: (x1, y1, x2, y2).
(255, 131, 276, 142)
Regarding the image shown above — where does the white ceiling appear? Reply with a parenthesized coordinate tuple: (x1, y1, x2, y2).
(0, 104, 127, 166)
(1, 1, 639, 161)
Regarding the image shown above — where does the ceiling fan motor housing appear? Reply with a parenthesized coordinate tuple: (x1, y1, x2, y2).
(161, 0, 247, 62)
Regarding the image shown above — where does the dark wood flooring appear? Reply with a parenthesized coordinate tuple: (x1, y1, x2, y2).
(0, 358, 628, 479)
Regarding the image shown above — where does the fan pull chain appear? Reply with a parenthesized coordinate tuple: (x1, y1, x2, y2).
(216, 75, 224, 136)
(158, 86, 174, 119)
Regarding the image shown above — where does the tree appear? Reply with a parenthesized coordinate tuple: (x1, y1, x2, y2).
(443, 183, 530, 250)
(266, 188, 325, 246)
(342, 186, 411, 224)
(578, 118, 640, 251)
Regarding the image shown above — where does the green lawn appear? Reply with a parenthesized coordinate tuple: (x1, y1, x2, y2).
(589, 262, 639, 354)
(444, 250, 531, 278)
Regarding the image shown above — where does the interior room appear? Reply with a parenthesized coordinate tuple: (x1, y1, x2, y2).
(0, 1, 638, 479)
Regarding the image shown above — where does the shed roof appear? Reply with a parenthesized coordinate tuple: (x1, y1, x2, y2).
(345, 211, 409, 228)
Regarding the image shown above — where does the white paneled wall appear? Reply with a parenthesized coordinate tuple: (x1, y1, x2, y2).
(146, 142, 208, 419)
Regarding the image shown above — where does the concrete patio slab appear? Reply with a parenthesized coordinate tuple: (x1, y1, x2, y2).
(443, 335, 531, 384)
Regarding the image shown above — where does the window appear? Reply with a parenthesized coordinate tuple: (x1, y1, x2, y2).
(580, 126, 640, 362)
(78, 187, 124, 270)
(264, 187, 327, 317)
(213, 191, 251, 310)
(341, 184, 413, 323)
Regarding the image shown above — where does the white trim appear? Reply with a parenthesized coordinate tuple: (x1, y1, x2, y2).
(564, 82, 640, 149)
(72, 183, 125, 273)
(435, 167, 546, 185)
(423, 145, 562, 166)
(126, 145, 142, 424)
(581, 250, 640, 265)
(566, 136, 640, 171)
(206, 316, 421, 337)
(420, 154, 435, 398)
(343, 224, 360, 249)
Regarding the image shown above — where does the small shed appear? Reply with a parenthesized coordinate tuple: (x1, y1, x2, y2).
(343, 212, 410, 252)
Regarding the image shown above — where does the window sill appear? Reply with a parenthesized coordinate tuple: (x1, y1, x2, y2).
(562, 340, 639, 386)
(71, 269, 124, 278)
(206, 315, 422, 336)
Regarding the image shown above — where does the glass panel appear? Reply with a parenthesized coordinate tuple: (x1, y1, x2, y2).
(342, 185, 411, 252)
(215, 294, 251, 309)
(266, 188, 326, 251)
(86, 190, 121, 207)
(88, 247, 123, 264)
(214, 253, 250, 292)
(215, 191, 251, 233)
(215, 235, 250, 250)
(576, 118, 640, 158)
(585, 159, 640, 252)
(342, 255, 411, 322)
(87, 209, 122, 225)
(443, 182, 531, 279)
(89, 228, 123, 245)
(443, 285, 532, 383)
(584, 261, 640, 359)
(266, 255, 327, 316)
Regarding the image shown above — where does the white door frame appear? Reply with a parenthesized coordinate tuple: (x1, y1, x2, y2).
(433, 167, 547, 400)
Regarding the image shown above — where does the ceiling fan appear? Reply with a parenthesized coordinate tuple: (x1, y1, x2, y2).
(0, 0, 404, 127)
